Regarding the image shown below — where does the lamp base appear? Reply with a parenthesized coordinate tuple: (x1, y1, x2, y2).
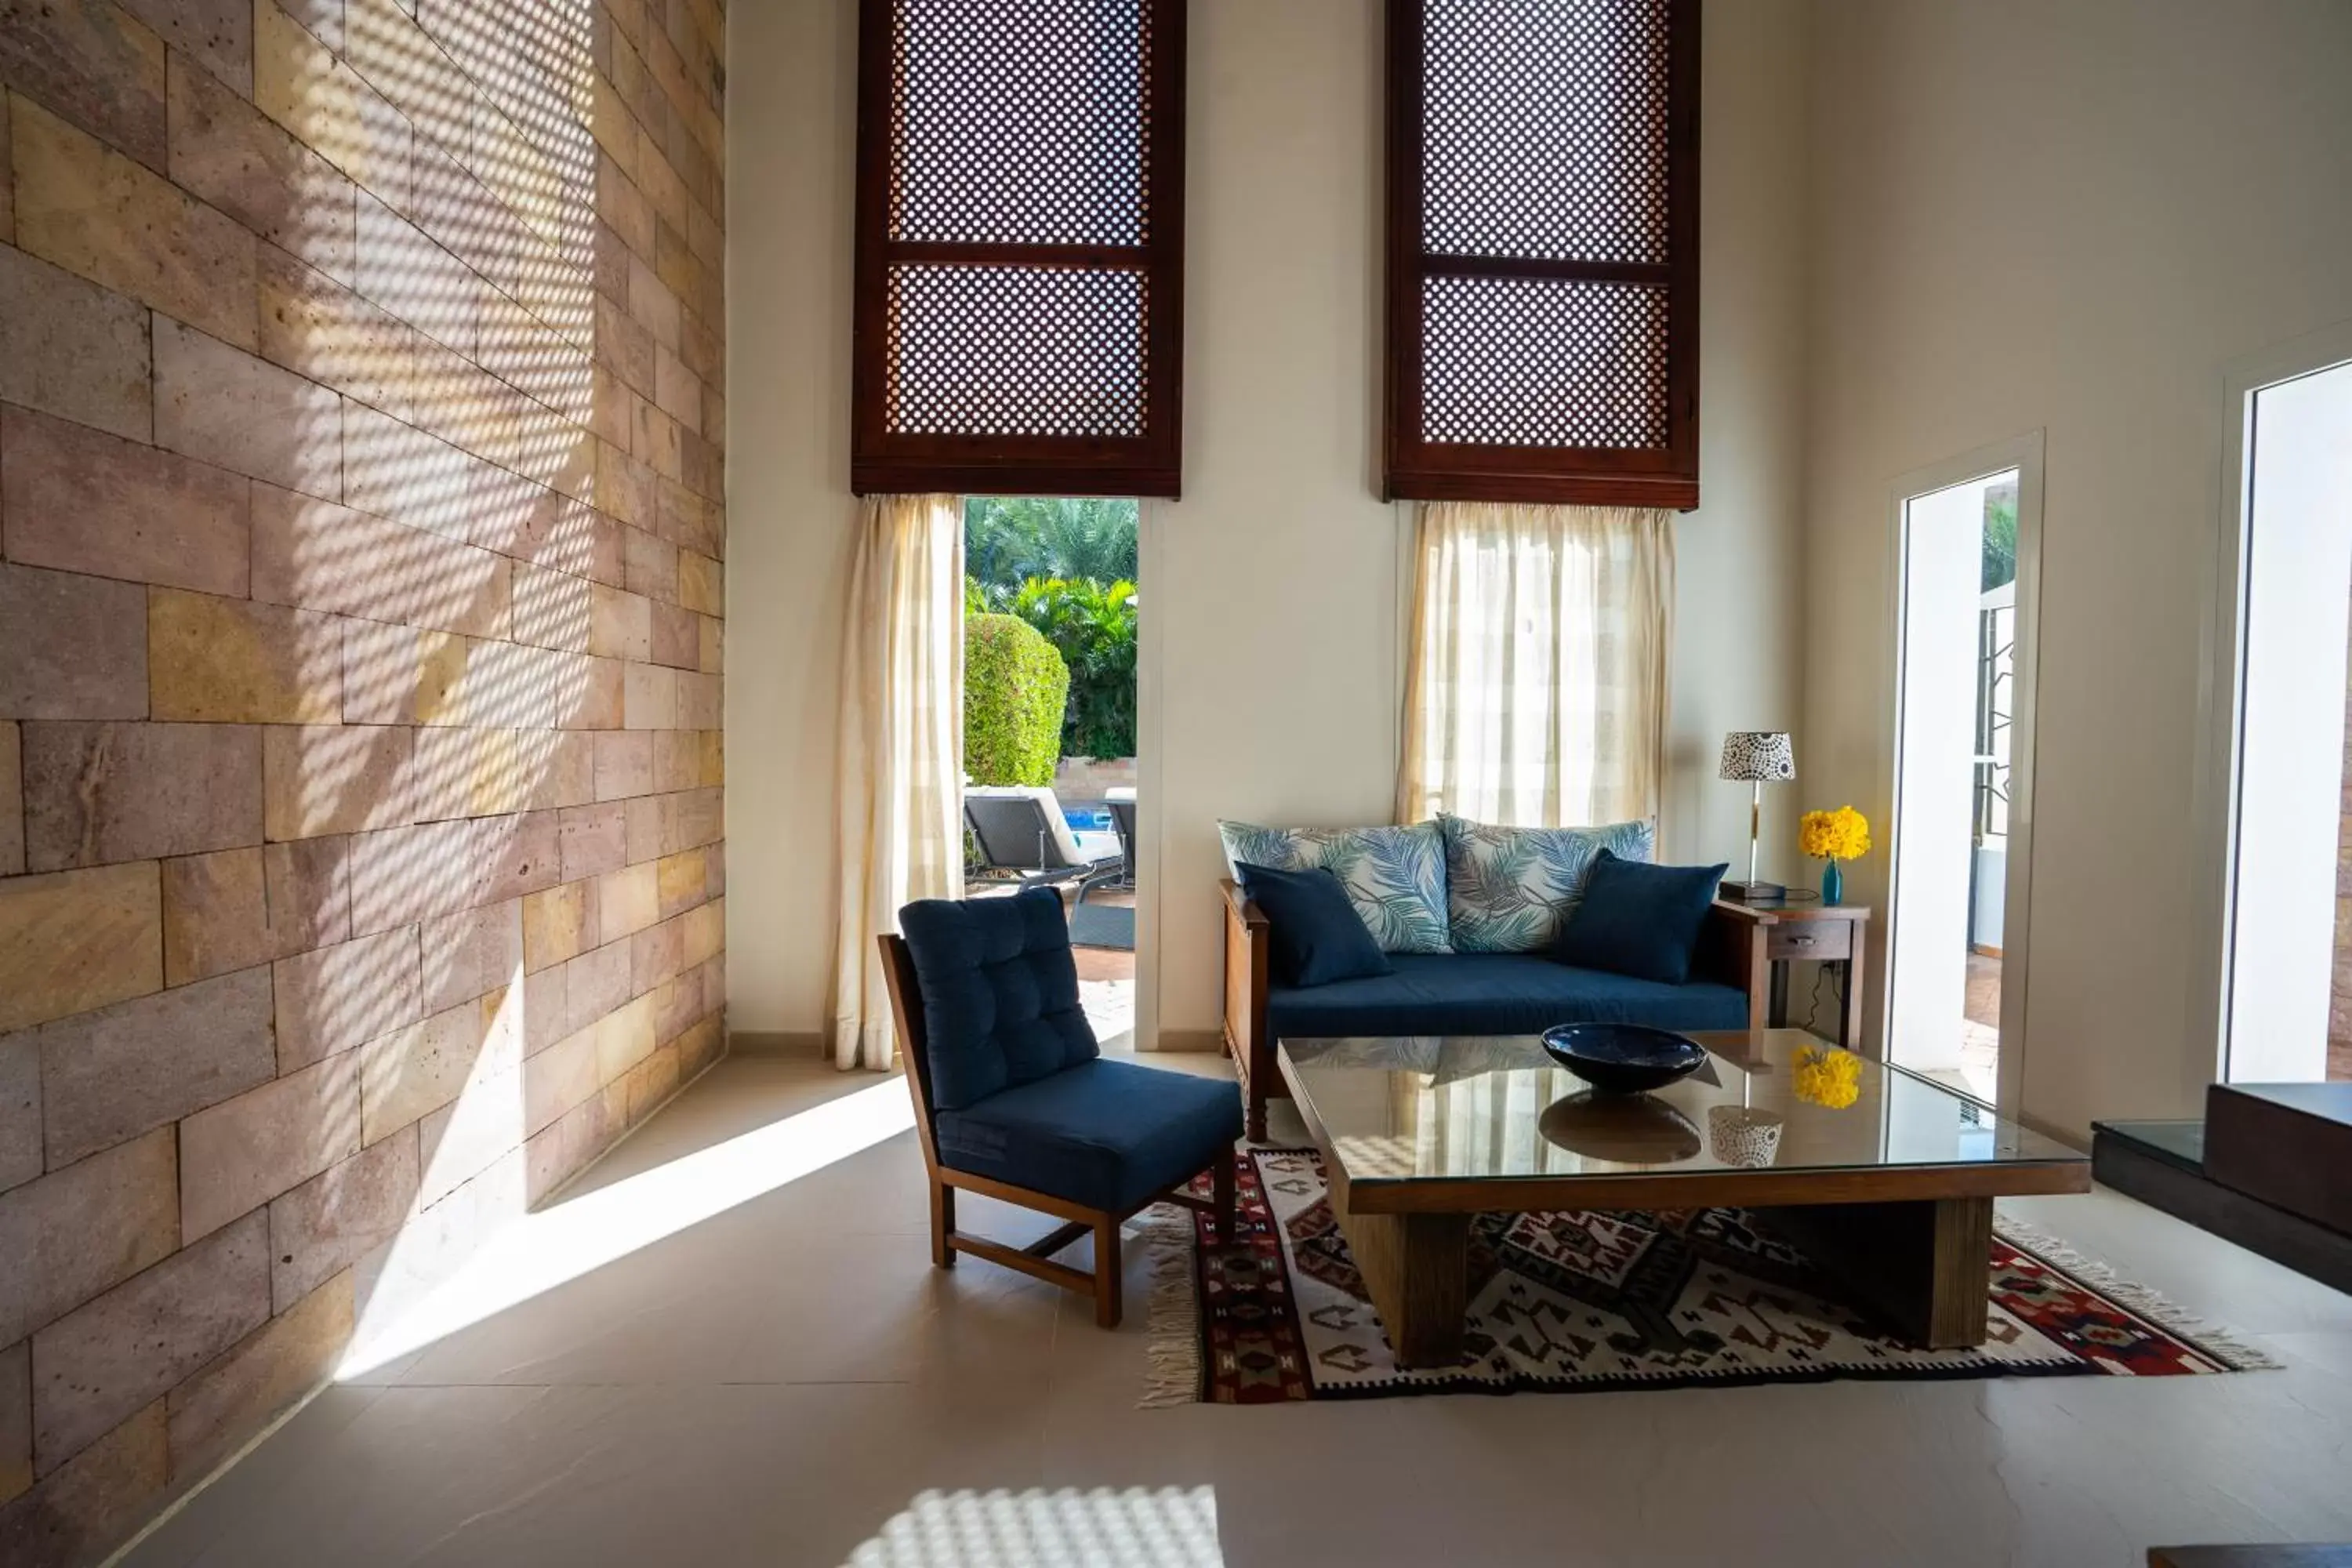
(1719, 880, 1788, 905)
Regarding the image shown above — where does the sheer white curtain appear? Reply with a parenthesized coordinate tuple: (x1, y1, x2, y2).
(1396, 500, 1675, 830)
(832, 494, 965, 1071)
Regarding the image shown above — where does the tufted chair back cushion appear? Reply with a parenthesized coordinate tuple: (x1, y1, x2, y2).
(895, 887, 1099, 1112)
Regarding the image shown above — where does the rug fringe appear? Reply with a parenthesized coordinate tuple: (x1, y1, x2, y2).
(1992, 1214, 2281, 1371)
(1136, 1204, 1202, 1409)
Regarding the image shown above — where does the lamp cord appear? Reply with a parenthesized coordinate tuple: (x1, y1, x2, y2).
(1799, 962, 1846, 1037)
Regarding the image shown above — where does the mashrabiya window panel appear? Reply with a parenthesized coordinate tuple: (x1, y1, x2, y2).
(891, 0, 1150, 246)
(1421, 0, 1672, 265)
(885, 265, 1149, 438)
(854, 0, 1185, 497)
(1385, 0, 1700, 509)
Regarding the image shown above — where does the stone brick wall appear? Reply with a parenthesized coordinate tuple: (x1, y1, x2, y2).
(0, 2, 727, 1561)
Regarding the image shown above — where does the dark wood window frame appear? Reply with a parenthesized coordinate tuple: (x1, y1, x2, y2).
(851, 0, 1188, 499)
(1383, 0, 1702, 511)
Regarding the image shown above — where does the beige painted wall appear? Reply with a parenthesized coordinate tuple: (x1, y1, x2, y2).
(726, 0, 1813, 1041)
(1799, 0, 2352, 1135)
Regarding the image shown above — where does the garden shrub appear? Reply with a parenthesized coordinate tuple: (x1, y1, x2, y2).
(964, 614, 1069, 786)
(1006, 577, 1138, 761)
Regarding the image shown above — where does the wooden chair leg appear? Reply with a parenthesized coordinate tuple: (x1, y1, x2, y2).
(1211, 1148, 1236, 1245)
(930, 1180, 955, 1269)
(1093, 1213, 1123, 1328)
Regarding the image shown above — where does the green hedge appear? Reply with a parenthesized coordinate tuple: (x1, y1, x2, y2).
(964, 614, 1069, 786)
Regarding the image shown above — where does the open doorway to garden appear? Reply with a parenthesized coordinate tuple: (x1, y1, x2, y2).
(962, 498, 1142, 1046)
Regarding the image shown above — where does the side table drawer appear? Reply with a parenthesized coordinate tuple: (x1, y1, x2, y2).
(1766, 921, 1852, 963)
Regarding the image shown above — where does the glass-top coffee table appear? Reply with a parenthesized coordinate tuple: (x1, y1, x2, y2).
(1277, 1030, 2091, 1367)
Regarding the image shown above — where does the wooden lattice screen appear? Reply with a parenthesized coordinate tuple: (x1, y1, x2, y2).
(853, 0, 1188, 498)
(1385, 0, 1702, 510)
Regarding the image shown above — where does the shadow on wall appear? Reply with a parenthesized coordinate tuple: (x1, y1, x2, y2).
(0, 0, 724, 1562)
(227, 0, 729, 1403)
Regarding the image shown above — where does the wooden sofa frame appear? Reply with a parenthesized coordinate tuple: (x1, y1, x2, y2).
(879, 933, 1236, 1327)
(1219, 879, 1773, 1141)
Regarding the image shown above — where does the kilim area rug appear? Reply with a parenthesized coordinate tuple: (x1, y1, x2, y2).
(1140, 1148, 2275, 1405)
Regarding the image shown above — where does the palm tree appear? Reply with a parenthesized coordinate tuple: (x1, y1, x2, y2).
(964, 497, 1138, 590)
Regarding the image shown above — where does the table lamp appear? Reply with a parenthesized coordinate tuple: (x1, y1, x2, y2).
(1719, 731, 1795, 902)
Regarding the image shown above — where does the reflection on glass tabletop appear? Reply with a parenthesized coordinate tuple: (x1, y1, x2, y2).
(1277, 1029, 2085, 1187)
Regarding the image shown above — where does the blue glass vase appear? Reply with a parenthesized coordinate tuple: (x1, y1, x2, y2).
(1820, 860, 1844, 906)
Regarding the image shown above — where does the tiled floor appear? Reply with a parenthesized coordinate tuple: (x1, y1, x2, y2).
(123, 1052, 2352, 1568)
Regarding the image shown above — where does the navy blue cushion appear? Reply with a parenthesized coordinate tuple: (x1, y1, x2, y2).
(1236, 862, 1394, 989)
(1265, 952, 1748, 1040)
(1551, 849, 1728, 985)
(934, 1058, 1243, 1213)
(897, 887, 1098, 1112)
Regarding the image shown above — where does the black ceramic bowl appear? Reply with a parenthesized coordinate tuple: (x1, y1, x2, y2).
(1540, 1023, 1709, 1094)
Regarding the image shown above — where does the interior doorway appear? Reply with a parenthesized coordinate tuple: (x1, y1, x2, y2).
(1886, 449, 2041, 1108)
(2220, 356, 2352, 1084)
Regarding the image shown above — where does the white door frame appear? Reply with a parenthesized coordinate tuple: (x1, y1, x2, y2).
(2180, 319, 2352, 1105)
(1134, 497, 1167, 1051)
(1876, 431, 2047, 1123)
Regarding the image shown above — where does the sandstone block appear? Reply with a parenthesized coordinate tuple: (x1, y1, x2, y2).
(419, 898, 524, 1014)
(118, 0, 251, 98)
(0, 722, 20, 876)
(12, 96, 253, 347)
(0, 247, 151, 441)
(162, 838, 350, 985)
(272, 925, 421, 1072)
(20, 720, 261, 871)
(0, 565, 147, 721)
(2, 405, 246, 594)
(0, 1398, 164, 1568)
(179, 1054, 362, 1240)
(0, 863, 162, 1034)
(0, 1129, 177, 1348)
(34, 967, 275, 1169)
(597, 861, 657, 946)
(31, 1211, 267, 1471)
(154, 318, 342, 500)
(592, 730, 652, 802)
(261, 723, 415, 842)
(164, 1267, 350, 1483)
(148, 588, 341, 724)
(0, 0, 167, 172)
(0, 1033, 38, 1195)
(268, 1125, 416, 1311)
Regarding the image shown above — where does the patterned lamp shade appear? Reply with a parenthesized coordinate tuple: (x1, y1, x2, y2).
(1719, 731, 1795, 782)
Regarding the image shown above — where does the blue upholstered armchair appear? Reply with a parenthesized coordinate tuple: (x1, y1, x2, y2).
(879, 887, 1241, 1327)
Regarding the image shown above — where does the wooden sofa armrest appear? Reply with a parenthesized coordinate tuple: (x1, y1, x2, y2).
(1220, 880, 1276, 1140)
(1693, 900, 1773, 1033)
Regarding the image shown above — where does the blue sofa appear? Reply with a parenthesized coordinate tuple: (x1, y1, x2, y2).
(1220, 880, 1768, 1139)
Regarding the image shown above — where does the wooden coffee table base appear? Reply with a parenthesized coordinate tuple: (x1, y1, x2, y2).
(1328, 1179, 1474, 1370)
(1331, 1184, 2001, 1367)
(1754, 1196, 1994, 1349)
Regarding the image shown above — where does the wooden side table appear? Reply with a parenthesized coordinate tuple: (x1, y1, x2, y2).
(1709, 898, 1871, 1050)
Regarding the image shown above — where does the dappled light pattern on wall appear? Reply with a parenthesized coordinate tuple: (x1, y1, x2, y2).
(0, 1, 727, 1563)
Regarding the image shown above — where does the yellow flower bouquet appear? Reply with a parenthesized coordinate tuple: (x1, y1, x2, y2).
(1791, 1045, 1862, 1110)
(1798, 805, 1871, 904)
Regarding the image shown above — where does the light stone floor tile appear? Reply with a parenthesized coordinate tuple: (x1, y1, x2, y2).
(122, 1051, 2352, 1568)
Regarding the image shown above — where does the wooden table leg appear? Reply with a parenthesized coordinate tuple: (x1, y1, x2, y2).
(1755, 1196, 1993, 1348)
(1330, 1179, 1472, 1368)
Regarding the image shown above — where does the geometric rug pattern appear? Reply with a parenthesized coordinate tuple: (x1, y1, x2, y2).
(1164, 1149, 2270, 1404)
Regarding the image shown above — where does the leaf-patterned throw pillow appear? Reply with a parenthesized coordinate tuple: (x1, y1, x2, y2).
(1218, 821, 1453, 955)
(1438, 815, 1655, 953)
